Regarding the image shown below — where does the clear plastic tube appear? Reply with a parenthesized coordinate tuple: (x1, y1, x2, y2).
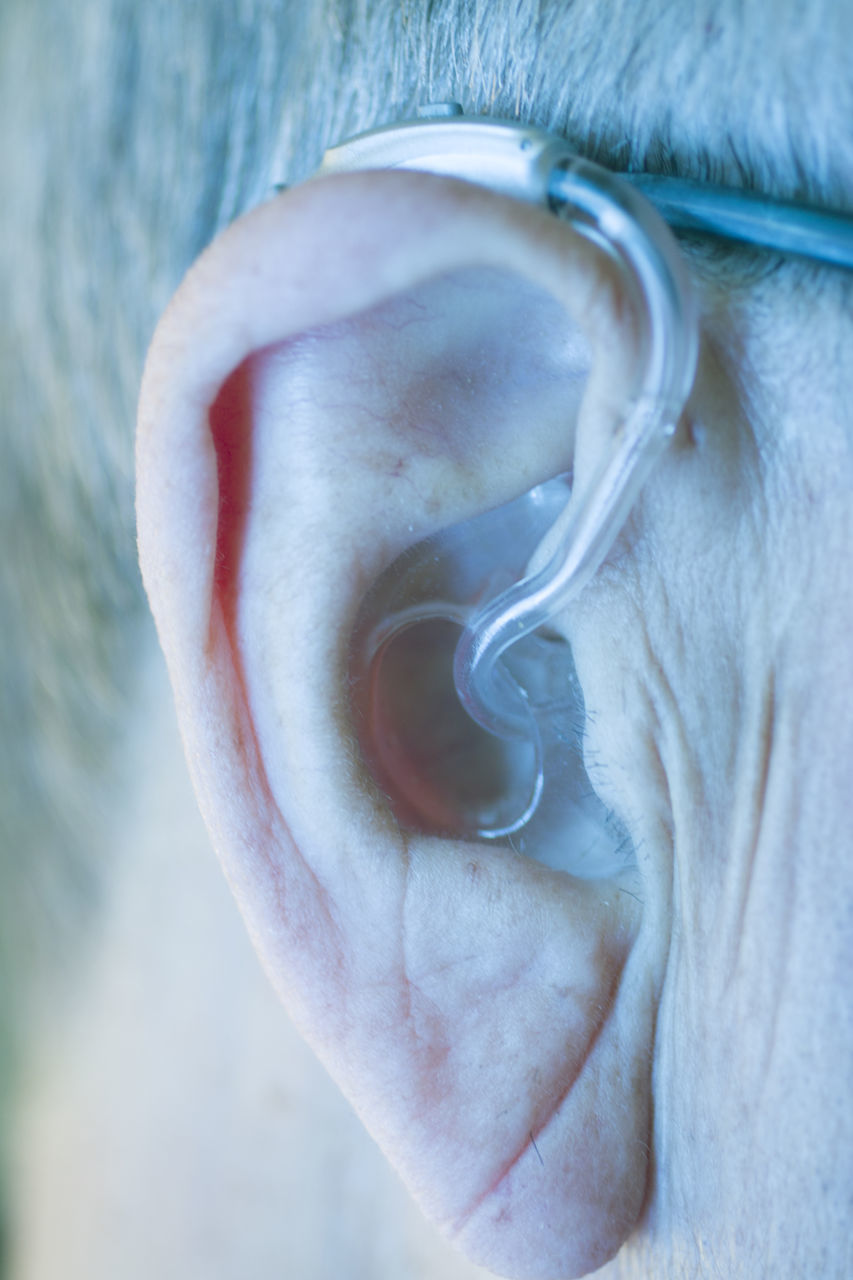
(453, 158, 698, 742)
(340, 124, 699, 865)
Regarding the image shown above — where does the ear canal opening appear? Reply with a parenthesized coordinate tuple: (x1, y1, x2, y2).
(360, 614, 542, 837)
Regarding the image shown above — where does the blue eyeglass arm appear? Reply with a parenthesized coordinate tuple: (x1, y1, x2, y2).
(593, 172, 853, 270)
(317, 112, 853, 271)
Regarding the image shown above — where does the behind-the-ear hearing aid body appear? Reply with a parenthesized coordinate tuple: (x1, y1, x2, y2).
(323, 110, 700, 876)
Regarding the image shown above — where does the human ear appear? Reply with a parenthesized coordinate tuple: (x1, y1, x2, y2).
(136, 170, 670, 1279)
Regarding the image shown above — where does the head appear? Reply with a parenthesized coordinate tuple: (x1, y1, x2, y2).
(3, 2, 852, 1277)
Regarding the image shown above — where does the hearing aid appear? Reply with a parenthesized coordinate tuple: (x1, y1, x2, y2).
(322, 108, 699, 875)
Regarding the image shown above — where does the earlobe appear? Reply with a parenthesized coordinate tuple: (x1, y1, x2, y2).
(137, 170, 663, 1278)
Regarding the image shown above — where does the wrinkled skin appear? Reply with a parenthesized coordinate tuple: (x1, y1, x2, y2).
(14, 170, 851, 1279)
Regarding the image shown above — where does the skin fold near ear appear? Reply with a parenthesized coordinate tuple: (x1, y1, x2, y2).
(137, 171, 669, 1279)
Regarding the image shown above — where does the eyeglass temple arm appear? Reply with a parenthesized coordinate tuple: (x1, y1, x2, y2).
(572, 171, 853, 270)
